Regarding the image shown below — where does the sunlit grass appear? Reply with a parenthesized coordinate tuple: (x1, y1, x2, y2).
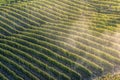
(97, 73, 120, 80)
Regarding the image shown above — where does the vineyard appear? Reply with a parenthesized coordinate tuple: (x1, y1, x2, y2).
(0, 0, 120, 80)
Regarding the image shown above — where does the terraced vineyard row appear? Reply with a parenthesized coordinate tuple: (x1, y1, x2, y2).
(0, 0, 31, 6)
(0, 0, 120, 80)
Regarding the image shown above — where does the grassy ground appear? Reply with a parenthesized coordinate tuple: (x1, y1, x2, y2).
(97, 74, 120, 80)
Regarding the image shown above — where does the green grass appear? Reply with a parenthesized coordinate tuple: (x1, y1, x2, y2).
(98, 73, 120, 80)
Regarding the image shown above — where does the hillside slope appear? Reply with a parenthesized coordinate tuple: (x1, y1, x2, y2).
(0, 0, 120, 80)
